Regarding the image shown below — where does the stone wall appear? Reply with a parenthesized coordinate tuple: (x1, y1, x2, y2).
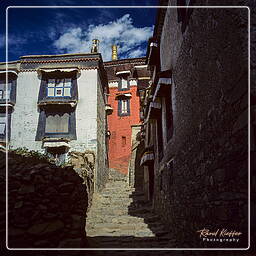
(95, 72, 109, 192)
(251, 0, 256, 251)
(151, 1, 249, 248)
(128, 125, 143, 187)
(0, 149, 88, 248)
(69, 150, 95, 208)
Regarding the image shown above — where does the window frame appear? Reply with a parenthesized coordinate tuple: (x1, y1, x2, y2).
(46, 78, 72, 98)
(0, 116, 6, 136)
(35, 108, 77, 141)
(0, 78, 16, 104)
(118, 98, 130, 116)
(118, 75, 130, 91)
(0, 112, 11, 142)
(45, 112, 70, 135)
(38, 72, 78, 103)
(121, 136, 126, 147)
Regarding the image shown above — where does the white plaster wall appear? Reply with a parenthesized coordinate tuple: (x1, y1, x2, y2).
(69, 69, 98, 152)
(10, 71, 43, 151)
(11, 69, 98, 154)
(10, 68, 100, 159)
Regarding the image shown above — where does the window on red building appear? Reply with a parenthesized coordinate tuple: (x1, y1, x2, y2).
(118, 74, 130, 91)
(122, 136, 126, 147)
(120, 78, 128, 90)
(118, 99, 130, 116)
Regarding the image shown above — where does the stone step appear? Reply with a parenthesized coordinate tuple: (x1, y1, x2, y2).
(86, 178, 175, 248)
(93, 198, 133, 203)
(110, 216, 148, 224)
(87, 216, 148, 224)
(99, 192, 133, 197)
(100, 192, 133, 196)
(88, 202, 133, 208)
(88, 209, 131, 214)
(86, 223, 149, 231)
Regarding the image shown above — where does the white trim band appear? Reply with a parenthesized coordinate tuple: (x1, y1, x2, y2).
(153, 77, 172, 101)
(37, 67, 79, 75)
(0, 70, 18, 76)
(116, 70, 131, 76)
(115, 93, 132, 99)
(140, 152, 154, 166)
(145, 101, 161, 123)
(158, 78, 172, 85)
(43, 141, 70, 148)
(150, 42, 158, 47)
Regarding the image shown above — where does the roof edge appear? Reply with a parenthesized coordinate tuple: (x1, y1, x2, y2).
(19, 52, 101, 59)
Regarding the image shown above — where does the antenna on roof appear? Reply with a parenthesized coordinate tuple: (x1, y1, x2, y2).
(91, 39, 100, 53)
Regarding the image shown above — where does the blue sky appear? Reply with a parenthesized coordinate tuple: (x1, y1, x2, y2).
(0, 0, 158, 62)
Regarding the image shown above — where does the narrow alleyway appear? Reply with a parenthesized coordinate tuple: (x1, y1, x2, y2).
(85, 172, 177, 248)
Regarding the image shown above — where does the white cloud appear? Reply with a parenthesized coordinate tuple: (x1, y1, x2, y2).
(52, 14, 153, 61)
(127, 48, 145, 58)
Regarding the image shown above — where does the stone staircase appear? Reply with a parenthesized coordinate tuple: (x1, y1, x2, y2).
(85, 174, 177, 248)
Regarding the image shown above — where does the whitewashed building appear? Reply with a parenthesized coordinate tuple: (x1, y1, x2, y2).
(0, 51, 109, 191)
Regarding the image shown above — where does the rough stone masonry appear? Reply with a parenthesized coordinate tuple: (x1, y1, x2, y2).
(0, 149, 89, 248)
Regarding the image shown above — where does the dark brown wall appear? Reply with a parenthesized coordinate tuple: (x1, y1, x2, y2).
(152, 1, 249, 248)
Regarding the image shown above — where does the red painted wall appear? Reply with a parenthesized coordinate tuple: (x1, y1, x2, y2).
(108, 85, 140, 174)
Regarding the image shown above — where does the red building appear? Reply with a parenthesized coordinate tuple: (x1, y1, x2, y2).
(104, 50, 149, 174)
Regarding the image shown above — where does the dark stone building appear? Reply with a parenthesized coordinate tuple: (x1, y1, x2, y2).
(139, 0, 250, 248)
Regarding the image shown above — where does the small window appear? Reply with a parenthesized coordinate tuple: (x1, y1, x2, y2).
(0, 81, 11, 100)
(0, 116, 6, 135)
(122, 136, 126, 147)
(118, 99, 130, 116)
(36, 110, 76, 141)
(45, 113, 69, 134)
(47, 78, 72, 97)
(0, 113, 11, 142)
(118, 75, 130, 91)
(121, 78, 128, 90)
(121, 100, 128, 114)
